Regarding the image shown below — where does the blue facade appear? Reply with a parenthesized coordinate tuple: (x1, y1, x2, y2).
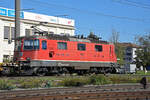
(0, 8, 7, 16)
(0, 7, 24, 18)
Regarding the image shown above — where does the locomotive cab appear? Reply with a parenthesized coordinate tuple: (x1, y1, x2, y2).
(14, 38, 39, 63)
(14, 37, 43, 75)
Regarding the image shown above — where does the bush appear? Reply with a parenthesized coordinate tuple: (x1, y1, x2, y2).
(19, 78, 43, 88)
(0, 79, 15, 90)
(60, 77, 89, 87)
(89, 74, 112, 85)
(108, 75, 139, 84)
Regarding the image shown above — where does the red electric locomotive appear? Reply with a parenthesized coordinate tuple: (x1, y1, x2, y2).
(13, 33, 118, 75)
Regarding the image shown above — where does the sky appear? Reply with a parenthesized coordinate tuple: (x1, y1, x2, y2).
(0, 0, 150, 43)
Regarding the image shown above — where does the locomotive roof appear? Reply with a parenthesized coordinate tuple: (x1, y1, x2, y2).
(16, 34, 109, 44)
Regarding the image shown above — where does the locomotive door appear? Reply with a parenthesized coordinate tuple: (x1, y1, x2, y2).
(41, 40, 48, 60)
(47, 40, 55, 59)
(109, 45, 113, 61)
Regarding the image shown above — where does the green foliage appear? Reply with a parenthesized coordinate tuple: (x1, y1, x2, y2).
(0, 63, 3, 66)
(109, 29, 125, 65)
(59, 77, 89, 87)
(108, 75, 139, 84)
(0, 79, 15, 90)
(135, 34, 150, 69)
(89, 75, 112, 85)
(19, 78, 46, 88)
(115, 44, 125, 65)
(136, 71, 150, 75)
(135, 49, 150, 69)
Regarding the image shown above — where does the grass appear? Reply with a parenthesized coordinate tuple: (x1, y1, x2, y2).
(136, 71, 150, 75)
(0, 74, 149, 90)
(59, 77, 89, 87)
(89, 74, 112, 85)
(108, 75, 139, 84)
(0, 79, 15, 90)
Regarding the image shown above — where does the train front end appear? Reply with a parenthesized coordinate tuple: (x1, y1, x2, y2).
(13, 36, 40, 75)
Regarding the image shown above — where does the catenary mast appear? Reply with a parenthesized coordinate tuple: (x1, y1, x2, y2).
(15, 0, 20, 46)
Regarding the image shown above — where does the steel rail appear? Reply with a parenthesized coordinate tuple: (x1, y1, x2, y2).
(0, 84, 150, 100)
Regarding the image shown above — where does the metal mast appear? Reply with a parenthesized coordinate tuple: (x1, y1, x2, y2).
(15, 0, 20, 45)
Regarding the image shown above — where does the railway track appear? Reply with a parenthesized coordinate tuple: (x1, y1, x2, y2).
(0, 84, 150, 100)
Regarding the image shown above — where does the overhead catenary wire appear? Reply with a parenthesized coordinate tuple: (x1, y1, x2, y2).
(25, 0, 150, 22)
(111, 0, 150, 10)
(124, 0, 150, 7)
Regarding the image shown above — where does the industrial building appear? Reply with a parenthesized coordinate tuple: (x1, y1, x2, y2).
(0, 7, 75, 63)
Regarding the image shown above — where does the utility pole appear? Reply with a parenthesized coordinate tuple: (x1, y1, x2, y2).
(15, 0, 20, 45)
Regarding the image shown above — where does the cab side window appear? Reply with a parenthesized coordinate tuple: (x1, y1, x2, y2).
(57, 42, 67, 50)
(42, 40, 47, 50)
(34, 39, 39, 50)
(95, 45, 102, 52)
(78, 43, 86, 51)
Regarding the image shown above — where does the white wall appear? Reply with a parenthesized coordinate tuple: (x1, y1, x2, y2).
(2, 21, 15, 61)
(24, 12, 75, 26)
(132, 48, 137, 60)
(3, 40, 14, 56)
(0, 20, 4, 63)
(20, 23, 25, 36)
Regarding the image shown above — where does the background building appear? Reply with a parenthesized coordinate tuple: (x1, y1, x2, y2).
(0, 7, 75, 63)
(120, 43, 139, 73)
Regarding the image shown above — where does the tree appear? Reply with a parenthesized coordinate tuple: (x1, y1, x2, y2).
(109, 29, 119, 44)
(115, 44, 125, 65)
(109, 29, 124, 65)
(135, 34, 150, 71)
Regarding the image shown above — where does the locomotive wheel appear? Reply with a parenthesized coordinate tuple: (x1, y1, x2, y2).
(36, 68, 47, 76)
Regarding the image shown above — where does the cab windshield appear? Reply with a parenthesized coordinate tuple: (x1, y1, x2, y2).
(24, 39, 39, 50)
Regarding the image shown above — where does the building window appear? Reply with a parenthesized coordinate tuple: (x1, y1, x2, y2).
(42, 40, 47, 50)
(95, 45, 102, 52)
(25, 29, 35, 36)
(58, 42, 67, 50)
(78, 43, 86, 51)
(25, 29, 31, 36)
(4, 26, 15, 39)
(126, 53, 132, 56)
